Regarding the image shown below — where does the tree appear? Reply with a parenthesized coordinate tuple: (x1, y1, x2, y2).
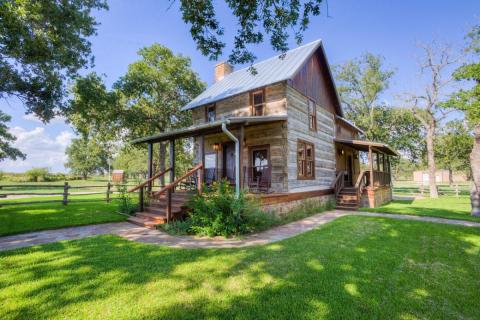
(334, 53, 395, 141)
(0, 110, 25, 161)
(435, 120, 474, 183)
(177, 0, 325, 65)
(113, 147, 149, 179)
(65, 137, 109, 180)
(407, 42, 458, 198)
(68, 44, 205, 183)
(334, 54, 425, 162)
(445, 25, 480, 215)
(0, 0, 108, 122)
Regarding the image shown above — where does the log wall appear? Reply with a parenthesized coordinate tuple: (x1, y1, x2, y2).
(286, 86, 336, 191)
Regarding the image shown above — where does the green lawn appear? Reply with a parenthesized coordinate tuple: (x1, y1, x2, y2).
(363, 196, 480, 222)
(0, 194, 127, 236)
(1, 216, 479, 319)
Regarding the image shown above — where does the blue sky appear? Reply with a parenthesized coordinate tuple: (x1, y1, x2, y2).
(1, 0, 479, 172)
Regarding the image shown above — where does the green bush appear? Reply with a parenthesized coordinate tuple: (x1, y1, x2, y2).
(186, 180, 267, 237)
(160, 219, 193, 236)
(116, 184, 137, 215)
(25, 168, 49, 182)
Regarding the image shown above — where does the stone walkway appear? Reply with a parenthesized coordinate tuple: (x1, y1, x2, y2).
(1, 210, 479, 252)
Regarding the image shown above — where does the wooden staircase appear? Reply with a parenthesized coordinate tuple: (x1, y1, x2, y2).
(335, 187, 359, 210)
(127, 190, 193, 228)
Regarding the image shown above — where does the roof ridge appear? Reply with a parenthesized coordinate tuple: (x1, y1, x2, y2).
(221, 39, 322, 80)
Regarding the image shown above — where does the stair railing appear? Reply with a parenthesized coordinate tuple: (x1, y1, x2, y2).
(331, 171, 346, 197)
(354, 170, 369, 205)
(128, 167, 172, 212)
(152, 163, 203, 222)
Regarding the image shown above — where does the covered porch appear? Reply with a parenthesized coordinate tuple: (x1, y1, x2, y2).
(333, 138, 398, 208)
(129, 116, 288, 222)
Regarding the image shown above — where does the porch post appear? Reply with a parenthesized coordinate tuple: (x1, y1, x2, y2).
(169, 139, 175, 190)
(239, 125, 245, 190)
(199, 134, 205, 186)
(147, 142, 153, 192)
(368, 146, 374, 188)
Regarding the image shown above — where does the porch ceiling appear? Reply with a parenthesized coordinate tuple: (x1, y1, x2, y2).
(131, 115, 288, 144)
(334, 138, 399, 156)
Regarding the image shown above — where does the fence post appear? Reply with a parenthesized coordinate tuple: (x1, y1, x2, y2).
(63, 182, 69, 205)
(139, 186, 144, 212)
(106, 182, 111, 202)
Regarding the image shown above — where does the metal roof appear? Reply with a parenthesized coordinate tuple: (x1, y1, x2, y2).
(132, 115, 288, 144)
(181, 40, 323, 111)
(334, 138, 399, 156)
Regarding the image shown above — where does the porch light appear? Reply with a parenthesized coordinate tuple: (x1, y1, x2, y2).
(338, 148, 344, 156)
(212, 143, 220, 151)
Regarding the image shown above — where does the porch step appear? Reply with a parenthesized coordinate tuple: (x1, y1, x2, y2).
(336, 187, 359, 211)
(127, 216, 161, 229)
(127, 190, 193, 228)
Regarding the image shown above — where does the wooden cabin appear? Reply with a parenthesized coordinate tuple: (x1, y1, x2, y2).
(128, 40, 397, 228)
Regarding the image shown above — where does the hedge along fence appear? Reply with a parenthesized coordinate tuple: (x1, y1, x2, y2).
(0, 182, 139, 206)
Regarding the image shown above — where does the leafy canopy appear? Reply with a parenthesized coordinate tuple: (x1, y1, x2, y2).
(178, 0, 325, 65)
(0, 111, 25, 162)
(445, 25, 480, 126)
(68, 43, 206, 141)
(65, 137, 110, 179)
(334, 53, 395, 139)
(0, 0, 108, 122)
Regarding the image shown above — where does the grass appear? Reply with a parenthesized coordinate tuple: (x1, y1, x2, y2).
(363, 196, 480, 222)
(0, 194, 128, 236)
(1, 216, 479, 319)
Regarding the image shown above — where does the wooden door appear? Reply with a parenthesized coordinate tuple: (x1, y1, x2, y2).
(222, 142, 236, 182)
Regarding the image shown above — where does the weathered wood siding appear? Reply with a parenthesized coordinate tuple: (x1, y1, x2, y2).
(286, 86, 336, 191)
(290, 50, 340, 116)
(192, 83, 287, 124)
(335, 119, 360, 139)
(193, 121, 288, 192)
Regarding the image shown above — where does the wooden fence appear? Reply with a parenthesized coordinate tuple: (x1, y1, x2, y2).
(0, 182, 138, 206)
(392, 180, 472, 198)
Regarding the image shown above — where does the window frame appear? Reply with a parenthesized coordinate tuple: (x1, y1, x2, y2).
(205, 104, 216, 123)
(250, 89, 265, 116)
(297, 139, 315, 180)
(307, 98, 317, 131)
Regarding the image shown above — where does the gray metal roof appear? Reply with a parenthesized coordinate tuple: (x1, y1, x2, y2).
(182, 40, 322, 111)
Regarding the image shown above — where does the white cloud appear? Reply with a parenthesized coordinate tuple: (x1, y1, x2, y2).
(22, 114, 67, 125)
(0, 126, 74, 173)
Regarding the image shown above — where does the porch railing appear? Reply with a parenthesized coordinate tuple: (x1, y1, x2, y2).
(331, 171, 346, 196)
(128, 167, 173, 212)
(153, 163, 203, 221)
(373, 170, 391, 186)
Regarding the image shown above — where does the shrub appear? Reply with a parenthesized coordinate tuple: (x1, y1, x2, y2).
(25, 168, 49, 182)
(186, 180, 267, 237)
(160, 219, 193, 236)
(116, 184, 137, 215)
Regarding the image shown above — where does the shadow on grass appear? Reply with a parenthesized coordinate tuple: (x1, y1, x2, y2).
(1, 216, 479, 319)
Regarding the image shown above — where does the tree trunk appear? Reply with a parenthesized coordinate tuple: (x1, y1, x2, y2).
(426, 125, 439, 198)
(470, 126, 480, 216)
(159, 142, 166, 187)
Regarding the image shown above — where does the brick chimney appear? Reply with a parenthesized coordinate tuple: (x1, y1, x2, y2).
(214, 61, 233, 82)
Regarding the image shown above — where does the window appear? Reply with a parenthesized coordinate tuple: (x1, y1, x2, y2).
(251, 90, 265, 116)
(308, 99, 317, 131)
(297, 140, 315, 179)
(205, 104, 216, 122)
(250, 146, 270, 185)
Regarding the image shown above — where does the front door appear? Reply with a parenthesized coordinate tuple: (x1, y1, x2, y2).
(346, 155, 354, 186)
(222, 142, 236, 182)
